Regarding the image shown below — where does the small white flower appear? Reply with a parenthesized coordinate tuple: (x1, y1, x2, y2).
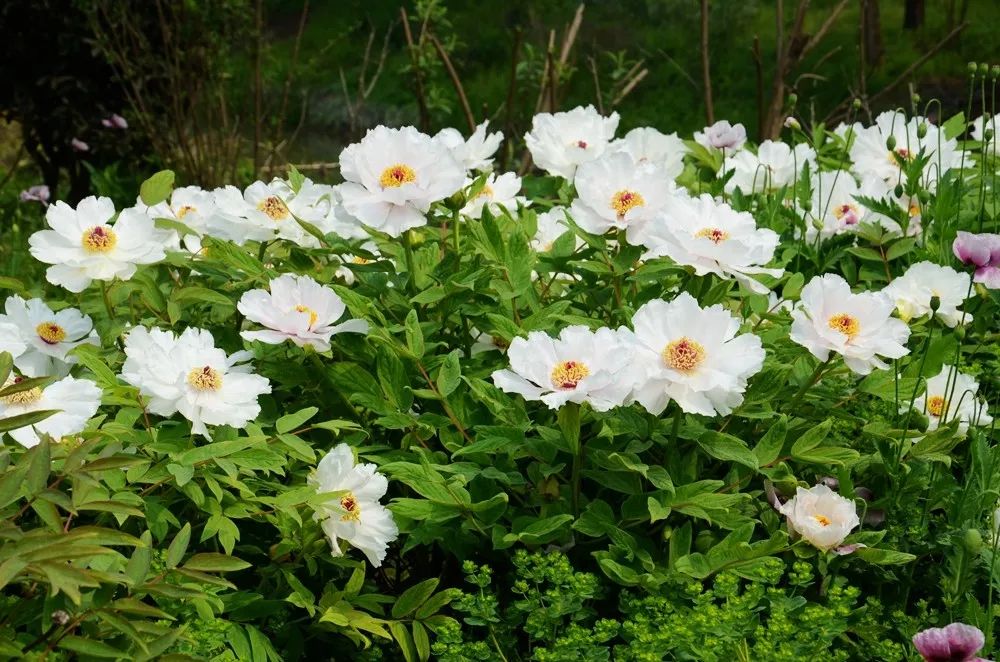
(570, 151, 681, 244)
(694, 120, 747, 151)
(309, 443, 398, 567)
(623, 293, 765, 416)
(238, 274, 368, 352)
(210, 185, 277, 245)
(134, 185, 243, 254)
(460, 172, 527, 220)
(0, 375, 102, 448)
(790, 274, 911, 374)
(724, 141, 816, 194)
(338, 126, 465, 237)
(434, 120, 504, 172)
(531, 207, 577, 253)
(29, 196, 170, 293)
(883, 261, 972, 327)
(491, 325, 633, 411)
(641, 194, 782, 294)
(524, 105, 620, 179)
(335, 241, 384, 285)
(849, 111, 960, 192)
(470, 328, 509, 355)
(0, 296, 99, 377)
(802, 171, 891, 242)
(608, 127, 688, 181)
(121, 327, 271, 438)
(911, 367, 992, 436)
(779, 484, 859, 551)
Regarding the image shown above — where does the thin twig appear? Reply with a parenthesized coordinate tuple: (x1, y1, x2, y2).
(429, 33, 476, 132)
(700, 0, 714, 124)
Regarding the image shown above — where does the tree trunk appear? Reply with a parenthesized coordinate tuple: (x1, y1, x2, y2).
(861, 0, 883, 67)
(903, 0, 925, 30)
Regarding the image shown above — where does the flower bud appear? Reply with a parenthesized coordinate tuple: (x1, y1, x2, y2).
(51, 610, 70, 626)
(969, 61, 979, 75)
(918, 189, 930, 204)
(911, 93, 921, 105)
(955, 323, 967, 341)
(980, 63, 990, 76)
(852, 98, 862, 110)
(985, 129, 994, 143)
(929, 295, 941, 312)
(917, 122, 928, 139)
(784, 116, 801, 130)
(894, 183, 904, 198)
(886, 135, 897, 151)
(963, 528, 983, 554)
(812, 218, 825, 231)
(993, 64, 1000, 80)
(801, 199, 813, 212)
(788, 93, 798, 106)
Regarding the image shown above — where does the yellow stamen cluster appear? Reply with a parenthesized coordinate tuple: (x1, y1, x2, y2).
(340, 493, 362, 522)
(257, 196, 290, 221)
(662, 337, 706, 373)
(187, 366, 223, 391)
(1, 375, 43, 405)
(695, 227, 730, 244)
(927, 395, 947, 417)
(827, 313, 860, 340)
(36, 322, 66, 345)
(472, 184, 494, 200)
(379, 164, 417, 189)
(550, 360, 590, 390)
(889, 148, 913, 166)
(177, 205, 197, 219)
(610, 190, 645, 219)
(295, 304, 319, 328)
(81, 226, 117, 253)
(813, 514, 832, 527)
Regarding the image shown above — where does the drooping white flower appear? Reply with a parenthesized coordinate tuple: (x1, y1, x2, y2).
(570, 151, 680, 244)
(608, 127, 688, 181)
(849, 111, 961, 191)
(694, 120, 747, 151)
(28, 196, 170, 293)
(724, 141, 816, 194)
(910, 367, 992, 436)
(623, 293, 765, 416)
(0, 375, 102, 448)
(790, 274, 910, 374)
(460, 172, 527, 220)
(491, 325, 634, 411)
(120, 327, 271, 438)
(779, 484, 860, 552)
(238, 274, 368, 352)
(309, 443, 398, 567)
(434, 120, 503, 172)
(524, 105, 620, 179)
(338, 126, 465, 237)
(0, 296, 99, 377)
(641, 194, 782, 294)
(531, 207, 577, 253)
(882, 261, 972, 327)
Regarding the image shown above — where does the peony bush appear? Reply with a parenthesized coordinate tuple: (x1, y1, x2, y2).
(2, 99, 1000, 660)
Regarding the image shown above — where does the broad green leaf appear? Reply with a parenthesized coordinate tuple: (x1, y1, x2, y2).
(139, 169, 175, 206)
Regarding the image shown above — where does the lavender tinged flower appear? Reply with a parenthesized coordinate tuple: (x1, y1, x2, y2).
(19, 185, 50, 205)
(952, 231, 1000, 288)
(101, 114, 128, 130)
(913, 623, 992, 662)
(694, 120, 747, 151)
(70, 138, 89, 152)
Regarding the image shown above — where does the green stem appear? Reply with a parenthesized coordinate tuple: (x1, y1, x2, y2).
(559, 403, 583, 516)
(100, 280, 115, 320)
(308, 353, 359, 418)
(452, 207, 461, 254)
(402, 231, 416, 289)
(787, 357, 833, 411)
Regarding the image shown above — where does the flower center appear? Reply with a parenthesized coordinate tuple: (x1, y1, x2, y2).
(908, 200, 921, 218)
(550, 360, 590, 390)
(379, 164, 417, 189)
(813, 514, 832, 527)
(257, 196, 290, 221)
(610, 190, 645, 220)
(36, 322, 66, 345)
(827, 313, 860, 340)
(340, 493, 361, 522)
(695, 227, 730, 244)
(295, 304, 318, 328)
(0, 376, 43, 406)
(833, 204, 860, 225)
(927, 395, 947, 417)
(177, 205, 197, 220)
(352, 256, 372, 265)
(889, 148, 912, 166)
(81, 226, 117, 253)
(662, 337, 706, 373)
(186, 366, 222, 391)
(576, 140, 588, 149)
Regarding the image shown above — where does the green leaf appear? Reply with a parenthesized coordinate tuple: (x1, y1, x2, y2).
(436, 350, 461, 397)
(165, 523, 191, 569)
(276, 407, 319, 434)
(697, 431, 758, 470)
(391, 578, 439, 618)
(753, 417, 787, 466)
(791, 419, 832, 455)
(404, 309, 425, 358)
(853, 547, 917, 565)
(58, 635, 127, 659)
(172, 286, 236, 309)
(25, 437, 51, 496)
(182, 553, 251, 572)
(139, 170, 176, 206)
(412, 621, 431, 661)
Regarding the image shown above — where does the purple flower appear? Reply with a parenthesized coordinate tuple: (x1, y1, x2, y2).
(913, 623, 992, 662)
(953, 232, 1000, 290)
(694, 120, 747, 151)
(70, 138, 89, 152)
(101, 113, 128, 130)
(18, 185, 50, 205)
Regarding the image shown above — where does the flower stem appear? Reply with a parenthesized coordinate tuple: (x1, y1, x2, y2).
(787, 357, 833, 411)
(559, 403, 583, 516)
(100, 280, 115, 320)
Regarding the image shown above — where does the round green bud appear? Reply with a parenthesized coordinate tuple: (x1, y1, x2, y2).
(917, 122, 928, 139)
(980, 63, 990, 76)
(969, 62, 979, 74)
(929, 295, 941, 312)
(894, 183, 904, 198)
(886, 135, 897, 151)
(852, 98, 863, 110)
(963, 528, 983, 554)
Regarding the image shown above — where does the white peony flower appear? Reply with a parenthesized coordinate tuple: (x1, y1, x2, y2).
(790, 274, 911, 374)
(460, 172, 527, 220)
(849, 111, 961, 191)
(0, 375, 102, 448)
(470, 328, 509, 355)
(120, 326, 271, 438)
(434, 120, 504, 172)
(28, 196, 170, 293)
(724, 141, 816, 194)
(209, 185, 277, 245)
(134, 185, 242, 253)
(882, 261, 972, 327)
(694, 120, 747, 151)
(491, 325, 634, 411)
(641, 194, 783, 294)
(309, 443, 398, 567)
(608, 127, 688, 181)
(324, 184, 370, 241)
(338, 126, 465, 237)
(238, 274, 369, 352)
(531, 206, 578, 253)
(570, 151, 681, 244)
(911, 367, 992, 436)
(0, 323, 26, 360)
(335, 241, 384, 285)
(524, 105, 620, 179)
(0, 296, 99, 377)
(779, 484, 860, 551)
(623, 293, 765, 416)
